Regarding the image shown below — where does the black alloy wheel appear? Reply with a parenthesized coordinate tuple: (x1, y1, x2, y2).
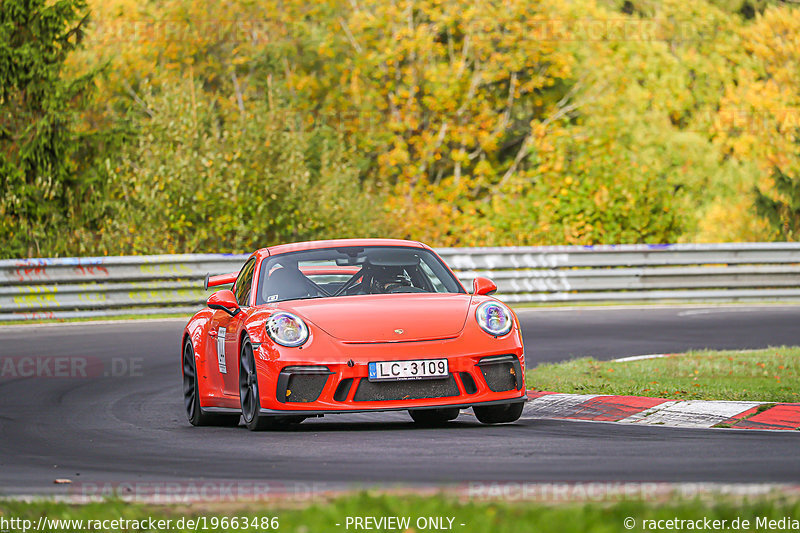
(239, 336, 279, 431)
(183, 340, 239, 426)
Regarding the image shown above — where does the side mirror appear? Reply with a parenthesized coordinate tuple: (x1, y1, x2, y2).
(207, 290, 240, 317)
(472, 277, 498, 296)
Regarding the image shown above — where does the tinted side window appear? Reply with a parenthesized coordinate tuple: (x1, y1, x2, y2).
(234, 259, 256, 306)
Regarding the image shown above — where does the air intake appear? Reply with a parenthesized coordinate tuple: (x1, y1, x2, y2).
(476, 355, 523, 392)
(276, 366, 332, 403)
(459, 372, 478, 394)
(333, 378, 354, 402)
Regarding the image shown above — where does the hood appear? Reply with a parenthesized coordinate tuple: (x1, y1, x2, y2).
(282, 293, 472, 343)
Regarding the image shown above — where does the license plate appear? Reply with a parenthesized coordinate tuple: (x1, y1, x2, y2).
(368, 358, 448, 382)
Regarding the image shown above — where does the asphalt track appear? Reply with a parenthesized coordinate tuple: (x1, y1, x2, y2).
(1, 304, 799, 496)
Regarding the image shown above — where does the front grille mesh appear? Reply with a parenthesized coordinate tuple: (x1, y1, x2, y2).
(479, 361, 518, 392)
(353, 375, 460, 402)
(284, 374, 328, 403)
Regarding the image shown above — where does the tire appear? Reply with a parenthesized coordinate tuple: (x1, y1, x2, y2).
(239, 336, 281, 431)
(182, 340, 240, 427)
(473, 401, 524, 424)
(409, 407, 460, 426)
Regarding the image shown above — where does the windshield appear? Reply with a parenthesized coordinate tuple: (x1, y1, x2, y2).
(255, 246, 465, 304)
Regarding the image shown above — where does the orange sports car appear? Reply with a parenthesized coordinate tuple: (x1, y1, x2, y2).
(182, 239, 526, 430)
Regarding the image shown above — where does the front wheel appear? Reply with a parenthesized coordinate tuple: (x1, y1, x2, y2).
(473, 402, 524, 424)
(409, 407, 460, 426)
(240, 337, 277, 431)
(183, 340, 239, 427)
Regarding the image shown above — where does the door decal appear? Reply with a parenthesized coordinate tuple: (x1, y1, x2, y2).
(216, 327, 227, 374)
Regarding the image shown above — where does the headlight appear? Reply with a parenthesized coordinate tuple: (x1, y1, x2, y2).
(475, 301, 513, 337)
(266, 312, 309, 347)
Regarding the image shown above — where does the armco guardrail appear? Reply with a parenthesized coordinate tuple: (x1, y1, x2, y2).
(0, 254, 248, 321)
(1, 243, 799, 321)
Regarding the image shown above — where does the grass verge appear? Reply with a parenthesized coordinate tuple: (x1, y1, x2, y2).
(527, 347, 800, 403)
(2, 493, 800, 533)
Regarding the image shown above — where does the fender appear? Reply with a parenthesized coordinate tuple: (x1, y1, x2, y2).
(242, 309, 273, 347)
(184, 309, 213, 359)
(183, 309, 216, 400)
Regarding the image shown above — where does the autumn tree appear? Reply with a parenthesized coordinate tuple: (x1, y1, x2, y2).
(4, 0, 799, 257)
(755, 157, 800, 240)
(710, 6, 800, 241)
(0, 0, 115, 257)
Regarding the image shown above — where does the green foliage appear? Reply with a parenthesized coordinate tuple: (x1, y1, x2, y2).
(417, 0, 750, 245)
(2, 0, 800, 257)
(97, 79, 388, 254)
(0, 0, 116, 257)
(755, 160, 800, 241)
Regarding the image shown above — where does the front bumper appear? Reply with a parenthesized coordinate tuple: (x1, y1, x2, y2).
(258, 396, 526, 416)
(252, 334, 526, 414)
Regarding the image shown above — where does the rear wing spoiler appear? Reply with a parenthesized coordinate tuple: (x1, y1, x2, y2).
(204, 272, 237, 290)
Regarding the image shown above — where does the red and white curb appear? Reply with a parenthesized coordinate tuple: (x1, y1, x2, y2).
(524, 391, 800, 431)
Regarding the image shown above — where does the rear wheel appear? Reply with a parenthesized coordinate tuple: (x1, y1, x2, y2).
(182, 340, 240, 427)
(409, 407, 460, 426)
(473, 402, 524, 424)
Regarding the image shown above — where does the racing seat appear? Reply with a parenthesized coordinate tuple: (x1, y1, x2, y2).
(263, 266, 311, 302)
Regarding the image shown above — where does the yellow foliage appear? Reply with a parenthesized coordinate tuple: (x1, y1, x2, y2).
(695, 198, 777, 243)
(50, 0, 800, 251)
